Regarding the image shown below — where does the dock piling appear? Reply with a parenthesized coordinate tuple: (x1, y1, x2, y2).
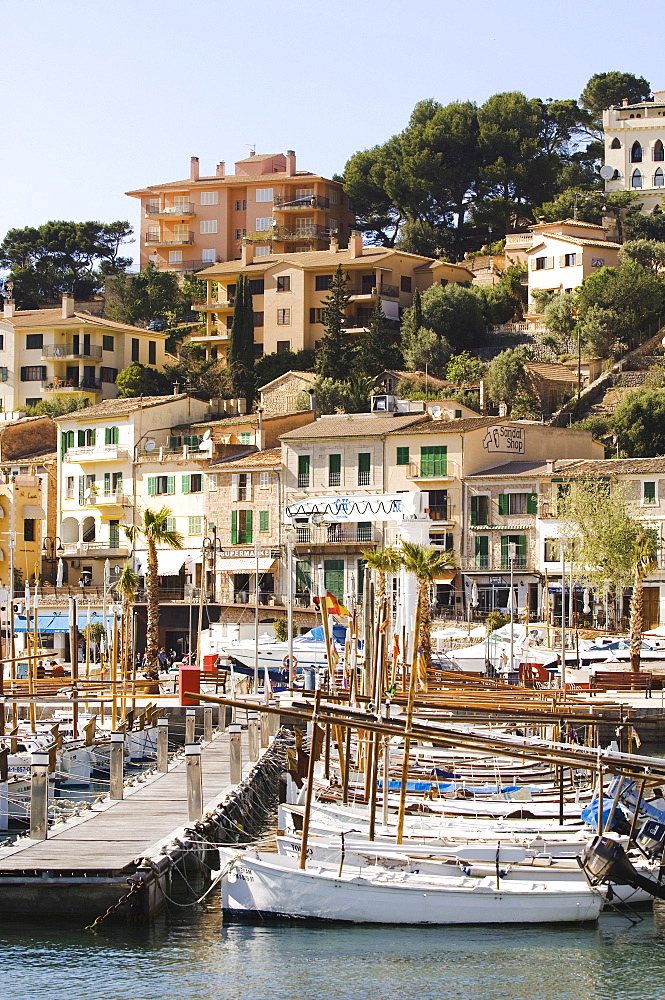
(229, 724, 242, 784)
(157, 717, 169, 772)
(29, 751, 49, 840)
(204, 706, 213, 743)
(110, 732, 125, 800)
(185, 708, 196, 744)
(185, 743, 203, 822)
(248, 712, 259, 761)
(260, 712, 270, 748)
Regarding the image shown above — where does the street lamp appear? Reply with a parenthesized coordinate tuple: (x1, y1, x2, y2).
(41, 536, 64, 585)
(508, 542, 517, 676)
(284, 526, 297, 689)
(560, 533, 568, 690)
(202, 525, 223, 603)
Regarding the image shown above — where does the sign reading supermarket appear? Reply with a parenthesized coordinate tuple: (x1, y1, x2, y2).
(482, 425, 525, 455)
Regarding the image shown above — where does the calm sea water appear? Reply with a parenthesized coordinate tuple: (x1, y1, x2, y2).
(2, 894, 665, 1000)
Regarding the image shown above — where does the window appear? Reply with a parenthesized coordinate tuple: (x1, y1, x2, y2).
(165, 517, 175, 533)
(148, 475, 175, 495)
(0, 367, 7, 381)
(277, 309, 290, 325)
(147, 226, 160, 241)
(100, 367, 118, 383)
(655, 168, 665, 187)
(201, 249, 216, 263)
(328, 218, 337, 233)
(631, 141, 643, 162)
(105, 426, 119, 445)
(612, 169, 621, 180)
(66, 476, 75, 498)
(109, 520, 120, 548)
(253, 343, 263, 359)
(427, 489, 448, 520)
(501, 534, 527, 569)
(474, 535, 489, 569)
(610, 137, 621, 149)
(25, 398, 40, 407)
(259, 471, 269, 488)
(102, 335, 114, 351)
(232, 472, 251, 501)
(253, 312, 264, 326)
(234, 229, 246, 241)
(315, 274, 332, 291)
(534, 256, 553, 270)
(255, 246, 271, 257)
(277, 275, 291, 292)
(240, 432, 252, 445)
(168, 250, 182, 264)
(207, 474, 218, 490)
(644, 481, 657, 504)
(200, 219, 218, 234)
(400, 275, 412, 293)
(632, 169, 643, 188)
(655, 140, 665, 162)
(188, 516, 203, 535)
(234, 200, 247, 211)
(148, 341, 156, 366)
(256, 188, 273, 202)
(309, 308, 326, 323)
(200, 191, 219, 205)
(420, 445, 447, 477)
(146, 199, 159, 213)
(276, 340, 290, 353)
(298, 455, 311, 488)
(544, 538, 561, 562)
(25, 334, 43, 350)
(248, 279, 264, 295)
(182, 473, 203, 493)
(329, 188, 339, 205)
(563, 253, 577, 266)
(131, 339, 139, 362)
(429, 530, 453, 550)
(296, 560, 312, 597)
(329, 453, 341, 487)
(23, 518, 35, 542)
(470, 494, 489, 526)
(358, 452, 371, 486)
(396, 446, 410, 466)
(231, 509, 253, 544)
(259, 510, 269, 532)
(20, 366, 46, 381)
(498, 492, 537, 515)
(255, 217, 272, 232)
(0, 334, 4, 349)
(454, 409, 462, 418)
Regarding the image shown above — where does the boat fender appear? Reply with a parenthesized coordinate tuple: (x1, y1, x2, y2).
(282, 654, 298, 669)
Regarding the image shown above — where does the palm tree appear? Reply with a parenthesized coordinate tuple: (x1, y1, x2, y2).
(362, 546, 402, 610)
(629, 530, 659, 672)
(115, 562, 139, 674)
(126, 508, 183, 681)
(401, 541, 456, 679)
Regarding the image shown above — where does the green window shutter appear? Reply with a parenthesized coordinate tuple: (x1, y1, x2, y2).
(245, 509, 253, 543)
(329, 453, 341, 477)
(454, 409, 462, 418)
(501, 536, 508, 566)
(396, 446, 409, 466)
(67, 431, 74, 449)
(169, 435, 180, 450)
(296, 560, 311, 591)
(470, 495, 478, 526)
(167, 476, 175, 495)
(645, 481, 657, 503)
(420, 445, 447, 477)
(188, 516, 202, 534)
(231, 510, 238, 544)
(166, 517, 175, 532)
(148, 476, 156, 496)
(182, 474, 190, 493)
(78, 476, 85, 504)
(60, 432, 68, 459)
(358, 453, 371, 473)
(116, 473, 123, 493)
(105, 427, 111, 445)
(90, 429, 96, 446)
(527, 493, 538, 515)
(475, 535, 488, 556)
(298, 454, 310, 486)
(517, 535, 527, 560)
(498, 494, 509, 515)
(104, 472, 111, 495)
(78, 430, 85, 447)
(259, 510, 269, 532)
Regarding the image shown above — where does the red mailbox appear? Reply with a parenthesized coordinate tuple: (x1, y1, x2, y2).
(179, 664, 200, 706)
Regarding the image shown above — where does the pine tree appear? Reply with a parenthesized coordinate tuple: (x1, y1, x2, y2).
(315, 265, 354, 378)
(412, 287, 423, 333)
(358, 297, 401, 375)
(229, 274, 255, 408)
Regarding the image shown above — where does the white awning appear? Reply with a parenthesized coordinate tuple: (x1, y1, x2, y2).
(23, 504, 45, 519)
(156, 549, 189, 576)
(217, 558, 276, 574)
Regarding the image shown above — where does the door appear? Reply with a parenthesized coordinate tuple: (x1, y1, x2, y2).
(109, 520, 120, 549)
(66, 366, 78, 386)
(643, 587, 660, 630)
(83, 365, 95, 388)
(83, 334, 91, 356)
(324, 560, 344, 600)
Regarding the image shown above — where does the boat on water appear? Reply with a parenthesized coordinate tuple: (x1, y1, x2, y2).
(217, 624, 354, 678)
(220, 848, 605, 924)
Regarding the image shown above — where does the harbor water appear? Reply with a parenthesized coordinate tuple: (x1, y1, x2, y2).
(2, 896, 665, 1000)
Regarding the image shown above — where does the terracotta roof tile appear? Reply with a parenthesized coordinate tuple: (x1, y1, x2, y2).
(280, 413, 430, 440)
(391, 416, 499, 435)
(53, 394, 190, 422)
(214, 447, 282, 471)
(0, 308, 162, 334)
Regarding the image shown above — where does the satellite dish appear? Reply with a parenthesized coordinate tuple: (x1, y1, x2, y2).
(600, 165, 615, 181)
(198, 440, 212, 451)
(202, 429, 212, 441)
(431, 406, 442, 419)
(144, 440, 156, 452)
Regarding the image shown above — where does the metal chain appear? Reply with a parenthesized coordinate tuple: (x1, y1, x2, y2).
(84, 876, 144, 933)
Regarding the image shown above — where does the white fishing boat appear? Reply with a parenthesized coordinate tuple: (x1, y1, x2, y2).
(220, 848, 605, 924)
(218, 625, 349, 676)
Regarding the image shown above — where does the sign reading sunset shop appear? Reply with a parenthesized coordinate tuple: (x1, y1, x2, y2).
(482, 425, 525, 455)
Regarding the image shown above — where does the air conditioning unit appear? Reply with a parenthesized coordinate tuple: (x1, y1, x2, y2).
(13, 602, 24, 614)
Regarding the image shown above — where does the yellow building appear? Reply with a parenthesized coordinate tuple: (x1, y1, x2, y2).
(126, 150, 355, 273)
(194, 234, 474, 359)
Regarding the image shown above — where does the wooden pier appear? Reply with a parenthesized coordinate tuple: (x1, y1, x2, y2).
(0, 721, 288, 922)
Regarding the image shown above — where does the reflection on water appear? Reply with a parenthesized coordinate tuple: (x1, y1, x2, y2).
(1, 896, 665, 1000)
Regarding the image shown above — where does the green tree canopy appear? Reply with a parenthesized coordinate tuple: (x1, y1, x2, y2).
(315, 265, 354, 378)
(579, 72, 651, 135)
(357, 297, 403, 376)
(105, 262, 191, 326)
(613, 389, 665, 457)
(115, 363, 171, 398)
(163, 342, 233, 399)
(576, 259, 665, 356)
(446, 351, 487, 385)
(312, 374, 373, 414)
(254, 348, 315, 387)
(485, 349, 528, 411)
(229, 274, 255, 408)
(401, 282, 486, 357)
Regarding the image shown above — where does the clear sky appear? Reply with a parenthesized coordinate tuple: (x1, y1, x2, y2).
(2, 0, 662, 265)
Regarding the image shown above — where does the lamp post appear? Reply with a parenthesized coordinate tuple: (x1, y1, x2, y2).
(508, 542, 517, 676)
(560, 533, 568, 690)
(202, 526, 223, 604)
(284, 526, 297, 689)
(41, 536, 64, 586)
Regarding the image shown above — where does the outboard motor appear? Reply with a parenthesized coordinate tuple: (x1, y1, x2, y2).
(636, 819, 665, 859)
(580, 835, 665, 901)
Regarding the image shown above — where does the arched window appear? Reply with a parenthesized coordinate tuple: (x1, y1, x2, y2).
(654, 139, 664, 161)
(632, 169, 643, 188)
(612, 169, 622, 180)
(631, 141, 643, 162)
(654, 168, 664, 187)
(610, 137, 621, 149)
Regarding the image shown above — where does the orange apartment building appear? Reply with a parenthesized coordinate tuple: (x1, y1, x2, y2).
(192, 233, 474, 358)
(126, 150, 356, 273)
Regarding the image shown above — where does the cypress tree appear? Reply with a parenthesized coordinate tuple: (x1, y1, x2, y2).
(358, 297, 402, 376)
(230, 274, 255, 408)
(315, 264, 354, 379)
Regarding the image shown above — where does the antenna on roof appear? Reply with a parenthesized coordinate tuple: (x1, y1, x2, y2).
(247, 144, 256, 156)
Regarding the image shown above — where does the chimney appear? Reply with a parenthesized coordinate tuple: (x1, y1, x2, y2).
(61, 292, 75, 319)
(241, 240, 255, 266)
(286, 150, 296, 177)
(3, 293, 14, 319)
(216, 161, 225, 178)
(546, 459, 556, 474)
(190, 156, 200, 181)
(329, 234, 339, 253)
(348, 230, 363, 259)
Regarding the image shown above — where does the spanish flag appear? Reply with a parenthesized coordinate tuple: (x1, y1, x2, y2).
(324, 591, 351, 617)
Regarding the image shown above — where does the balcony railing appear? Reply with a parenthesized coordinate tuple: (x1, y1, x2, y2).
(152, 258, 219, 271)
(407, 459, 459, 480)
(348, 284, 400, 299)
(42, 344, 103, 359)
(145, 232, 195, 246)
(273, 194, 330, 210)
(192, 300, 233, 311)
(462, 556, 530, 572)
(64, 445, 128, 462)
(294, 525, 380, 545)
(427, 503, 454, 521)
(145, 203, 194, 217)
(269, 224, 330, 241)
(42, 378, 102, 393)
